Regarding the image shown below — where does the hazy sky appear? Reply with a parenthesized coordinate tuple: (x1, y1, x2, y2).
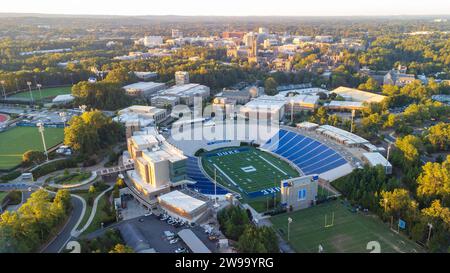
(1, 0, 450, 16)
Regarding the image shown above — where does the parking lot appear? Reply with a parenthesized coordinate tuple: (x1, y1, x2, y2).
(114, 213, 220, 253)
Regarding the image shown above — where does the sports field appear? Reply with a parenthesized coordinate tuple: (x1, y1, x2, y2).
(0, 126, 64, 169)
(8, 86, 72, 101)
(201, 146, 299, 197)
(271, 200, 423, 253)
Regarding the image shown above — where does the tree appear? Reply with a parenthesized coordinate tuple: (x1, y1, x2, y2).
(358, 78, 381, 92)
(22, 150, 45, 166)
(64, 110, 124, 155)
(89, 185, 97, 194)
(264, 77, 278, 96)
(395, 135, 422, 163)
(427, 123, 450, 151)
(237, 225, 279, 253)
(380, 189, 418, 223)
(104, 68, 134, 84)
(109, 244, 134, 253)
(416, 156, 450, 201)
(72, 81, 131, 110)
(422, 200, 450, 227)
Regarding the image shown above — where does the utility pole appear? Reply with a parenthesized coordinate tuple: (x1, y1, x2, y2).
(37, 122, 49, 161)
(386, 144, 392, 174)
(0, 80, 6, 100)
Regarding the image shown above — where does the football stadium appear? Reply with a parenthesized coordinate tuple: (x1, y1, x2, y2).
(169, 124, 353, 199)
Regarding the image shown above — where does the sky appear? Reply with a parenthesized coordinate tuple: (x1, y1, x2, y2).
(1, 0, 450, 16)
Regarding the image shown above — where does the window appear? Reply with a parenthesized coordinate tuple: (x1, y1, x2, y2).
(298, 189, 307, 201)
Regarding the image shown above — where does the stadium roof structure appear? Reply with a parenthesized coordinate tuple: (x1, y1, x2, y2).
(177, 229, 211, 253)
(316, 125, 369, 146)
(332, 86, 386, 103)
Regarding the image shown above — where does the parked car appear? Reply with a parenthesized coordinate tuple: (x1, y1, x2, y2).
(169, 238, 179, 244)
(175, 247, 187, 253)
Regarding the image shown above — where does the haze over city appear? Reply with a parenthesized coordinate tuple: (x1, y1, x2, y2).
(1, 0, 450, 16)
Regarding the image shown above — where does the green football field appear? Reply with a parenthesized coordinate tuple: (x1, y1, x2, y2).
(0, 126, 64, 170)
(201, 146, 299, 196)
(271, 200, 423, 253)
(8, 86, 72, 101)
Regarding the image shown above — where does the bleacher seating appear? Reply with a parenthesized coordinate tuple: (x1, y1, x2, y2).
(261, 129, 347, 175)
(186, 156, 228, 195)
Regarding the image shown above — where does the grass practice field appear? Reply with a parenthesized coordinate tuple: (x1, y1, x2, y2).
(0, 126, 64, 169)
(201, 146, 299, 197)
(8, 86, 72, 101)
(271, 200, 422, 253)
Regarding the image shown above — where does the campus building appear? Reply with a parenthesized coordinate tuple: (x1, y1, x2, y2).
(160, 83, 210, 106)
(280, 175, 318, 211)
(122, 82, 166, 97)
(331, 86, 386, 104)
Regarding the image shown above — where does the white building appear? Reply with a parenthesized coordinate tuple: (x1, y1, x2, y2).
(316, 125, 370, 147)
(281, 175, 318, 211)
(240, 95, 286, 121)
(143, 36, 163, 47)
(151, 95, 180, 108)
(160, 83, 210, 106)
(362, 152, 392, 174)
(122, 82, 166, 97)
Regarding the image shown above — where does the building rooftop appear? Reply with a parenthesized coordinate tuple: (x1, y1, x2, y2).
(123, 81, 166, 91)
(177, 229, 211, 253)
(158, 190, 206, 215)
(363, 152, 392, 168)
(161, 83, 209, 97)
(332, 86, 386, 103)
(317, 125, 369, 145)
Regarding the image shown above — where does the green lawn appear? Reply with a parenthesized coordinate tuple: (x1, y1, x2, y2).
(0, 126, 64, 170)
(9, 86, 71, 101)
(270, 200, 423, 253)
(201, 146, 299, 196)
(83, 190, 114, 235)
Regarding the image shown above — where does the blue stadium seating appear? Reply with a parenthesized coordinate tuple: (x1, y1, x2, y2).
(185, 129, 347, 195)
(262, 129, 347, 175)
(186, 156, 228, 195)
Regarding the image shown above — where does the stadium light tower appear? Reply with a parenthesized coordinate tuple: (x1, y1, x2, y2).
(36, 83, 43, 101)
(59, 112, 67, 127)
(290, 99, 294, 125)
(37, 122, 49, 162)
(427, 223, 433, 246)
(26, 81, 34, 104)
(287, 217, 293, 241)
(0, 80, 6, 100)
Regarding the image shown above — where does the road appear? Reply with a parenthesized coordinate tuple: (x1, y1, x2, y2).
(41, 196, 84, 253)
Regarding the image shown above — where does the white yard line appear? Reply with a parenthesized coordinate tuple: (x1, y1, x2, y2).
(213, 163, 238, 187)
(258, 155, 287, 175)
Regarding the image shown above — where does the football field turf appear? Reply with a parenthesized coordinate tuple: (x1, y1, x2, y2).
(0, 126, 64, 170)
(270, 200, 423, 253)
(201, 146, 299, 196)
(8, 86, 72, 101)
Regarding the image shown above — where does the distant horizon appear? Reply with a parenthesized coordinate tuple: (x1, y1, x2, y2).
(1, 0, 450, 17)
(1, 12, 449, 18)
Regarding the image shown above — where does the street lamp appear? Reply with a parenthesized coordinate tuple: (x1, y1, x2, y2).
(0, 80, 6, 100)
(36, 83, 43, 101)
(287, 217, 293, 242)
(26, 81, 34, 104)
(37, 122, 49, 162)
